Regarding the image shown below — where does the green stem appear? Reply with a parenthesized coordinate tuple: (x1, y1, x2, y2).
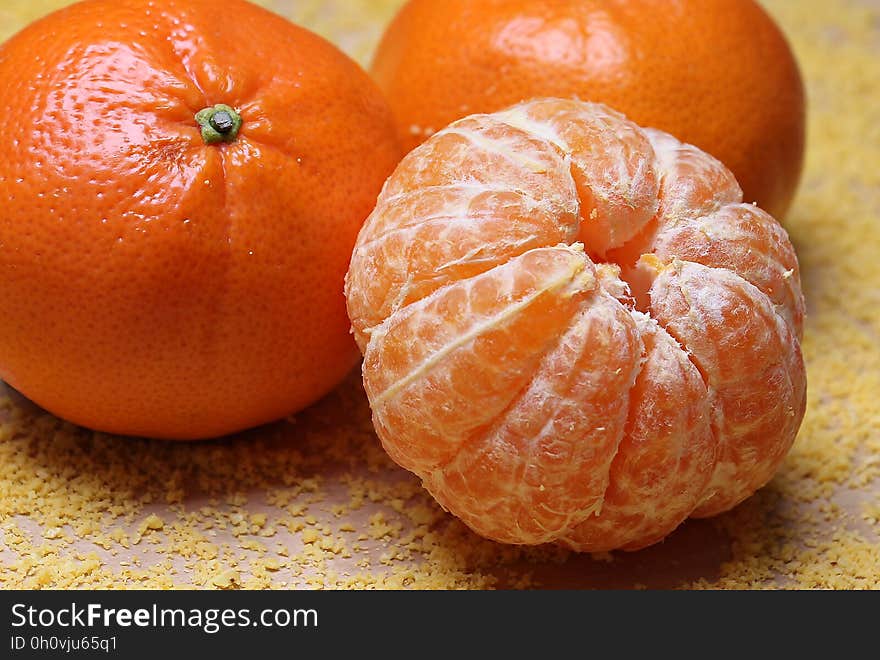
(195, 104, 242, 145)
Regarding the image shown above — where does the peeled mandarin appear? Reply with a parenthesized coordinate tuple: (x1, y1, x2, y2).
(345, 98, 806, 551)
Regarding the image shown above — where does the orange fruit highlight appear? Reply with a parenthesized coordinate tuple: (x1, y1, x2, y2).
(371, 0, 805, 219)
(0, 0, 401, 439)
(345, 98, 807, 551)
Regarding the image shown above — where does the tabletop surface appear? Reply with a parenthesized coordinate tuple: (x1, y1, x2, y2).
(0, 0, 878, 589)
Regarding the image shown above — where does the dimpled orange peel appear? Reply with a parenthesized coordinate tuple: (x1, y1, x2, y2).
(371, 0, 806, 220)
(0, 0, 401, 440)
(345, 98, 807, 551)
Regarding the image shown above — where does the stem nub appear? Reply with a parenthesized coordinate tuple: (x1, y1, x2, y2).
(195, 104, 242, 145)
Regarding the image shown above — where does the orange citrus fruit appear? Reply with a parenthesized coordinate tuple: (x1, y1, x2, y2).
(0, 0, 401, 440)
(371, 0, 806, 219)
(345, 98, 806, 550)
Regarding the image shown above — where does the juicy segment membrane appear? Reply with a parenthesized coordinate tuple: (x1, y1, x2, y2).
(344, 98, 807, 551)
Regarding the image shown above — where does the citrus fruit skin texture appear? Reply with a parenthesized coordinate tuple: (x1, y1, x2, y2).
(0, 0, 401, 440)
(371, 0, 806, 219)
(345, 98, 806, 551)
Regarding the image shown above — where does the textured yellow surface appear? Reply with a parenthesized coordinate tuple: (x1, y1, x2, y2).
(0, 0, 878, 589)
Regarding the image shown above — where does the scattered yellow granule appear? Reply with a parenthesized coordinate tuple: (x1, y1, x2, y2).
(262, 558, 281, 572)
(211, 569, 240, 590)
(240, 539, 267, 553)
(862, 502, 880, 526)
(143, 514, 164, 531)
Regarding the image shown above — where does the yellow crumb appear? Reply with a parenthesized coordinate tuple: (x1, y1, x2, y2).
(143, 514, 164, 531)
(302, 529, 321, 545)
(211, 569, 240, 590)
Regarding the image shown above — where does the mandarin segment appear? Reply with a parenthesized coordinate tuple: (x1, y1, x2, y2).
(645, 259, 806, 517)
(560, 313, 715, 552)
(345, 98, 807, 550)
(652, 203, 805, 340)
(425, 286, 642, 544)
(382, 114, 578, 197)
(497, 99, 661, 257)
(345, 109, 583, 351)
(349, 195, 574, 345)
(364, 246, 597, 472)
(646, 128, 744, 225)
